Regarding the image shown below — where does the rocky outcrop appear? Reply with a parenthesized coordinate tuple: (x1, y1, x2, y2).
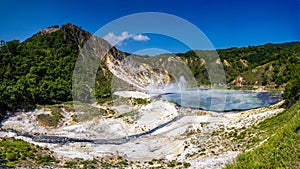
(34, 24, 194, 93)
(61, 23, 92, 47)
(232, 75, 246, 86)
(38, 27, 60, 35)
(80, 36, 186, 91)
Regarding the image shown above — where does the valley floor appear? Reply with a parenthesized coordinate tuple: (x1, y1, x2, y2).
(0, 91, 285, 168)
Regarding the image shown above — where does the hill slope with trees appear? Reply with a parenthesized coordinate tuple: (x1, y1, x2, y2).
(0, 24, 299, 117)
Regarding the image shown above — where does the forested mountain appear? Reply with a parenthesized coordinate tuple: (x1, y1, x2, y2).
(0, 23, 299, 118)
(178, 42, 300, 86)
(0, 24, 91, 114)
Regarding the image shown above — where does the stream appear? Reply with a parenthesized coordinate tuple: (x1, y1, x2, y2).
(0, 114, 184, 145)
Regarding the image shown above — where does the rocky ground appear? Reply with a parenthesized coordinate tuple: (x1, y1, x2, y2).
(0, 91, 285, 169)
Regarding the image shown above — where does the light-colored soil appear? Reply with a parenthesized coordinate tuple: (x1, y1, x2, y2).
(0, 91, 285, 169)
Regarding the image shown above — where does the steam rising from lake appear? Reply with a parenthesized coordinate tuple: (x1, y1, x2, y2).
(146, 77, 281, 112)
(145, 76, 187, 94)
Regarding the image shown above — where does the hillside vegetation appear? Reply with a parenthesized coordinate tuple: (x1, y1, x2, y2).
(225, 100, 300, 168)
(0, 24, 111, 116)
(0, 24, 299, 113)
(223, 43, 300, 169)
(178, 42, 300, 87)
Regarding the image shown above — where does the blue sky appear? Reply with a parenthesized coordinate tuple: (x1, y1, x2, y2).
(1, 0, 299, 54)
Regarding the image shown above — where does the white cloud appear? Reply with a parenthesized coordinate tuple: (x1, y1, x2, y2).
(103, 32, 130, 46)
(103, 31, 150, 46)
(132, 34, 150, 41)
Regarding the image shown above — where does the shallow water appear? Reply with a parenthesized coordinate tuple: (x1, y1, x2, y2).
(161, 89, 282, 112)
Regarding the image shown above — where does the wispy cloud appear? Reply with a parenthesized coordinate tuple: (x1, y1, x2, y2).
(103, 31, 150, 46)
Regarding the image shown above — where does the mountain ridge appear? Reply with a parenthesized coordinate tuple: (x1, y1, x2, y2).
(0, 23, 300, 114)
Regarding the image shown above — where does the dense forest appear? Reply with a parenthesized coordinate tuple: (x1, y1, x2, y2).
(0, 24, 300, 118)
(0, 24, 90, 116)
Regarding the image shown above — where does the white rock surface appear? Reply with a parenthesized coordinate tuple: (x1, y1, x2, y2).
(0, 99, 285, 168)
(113, 91, 151, 99)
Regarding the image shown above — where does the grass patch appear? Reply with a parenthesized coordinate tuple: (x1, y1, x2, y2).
(116, 110, 139, 118)
(36, 105, 63, 127)
(132, 98, 150, 105)
(72, 108, 107, 122)
(70, 102, 116, 122)
(63, 158, 130, 169)
(200, 122, 210, 127)
(225, 101, 300, 168)
(0, 138, 57, 167)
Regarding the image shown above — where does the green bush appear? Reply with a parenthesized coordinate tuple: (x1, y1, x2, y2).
(183, 162, 191, 168)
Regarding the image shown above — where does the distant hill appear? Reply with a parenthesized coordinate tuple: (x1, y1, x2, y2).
(0, 23, 299, 117)
(179, 42, 300, 106)
(177, 42, 300, 86)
